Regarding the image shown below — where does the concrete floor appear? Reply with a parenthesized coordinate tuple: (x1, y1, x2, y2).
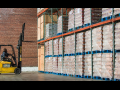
(0, 72, 102, 81)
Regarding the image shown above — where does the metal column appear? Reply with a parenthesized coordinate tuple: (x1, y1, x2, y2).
(112, 8, 115, 81)
(74, 8, 76, 75)
(90, 8, 93, 79)
(62, 8, 64, 73)
(51, 8, 54, 57)
(44, 12, 46, 71)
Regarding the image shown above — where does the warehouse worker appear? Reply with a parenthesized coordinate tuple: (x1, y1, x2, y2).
(1, 48, 12, 61)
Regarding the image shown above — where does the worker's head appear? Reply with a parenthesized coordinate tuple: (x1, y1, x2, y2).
(3, 48, 7, 53)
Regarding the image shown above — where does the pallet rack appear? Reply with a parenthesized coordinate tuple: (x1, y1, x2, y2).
(37, 8, 120, 81)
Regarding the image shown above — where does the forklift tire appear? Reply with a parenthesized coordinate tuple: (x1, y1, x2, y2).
(14, 68, 20, 74)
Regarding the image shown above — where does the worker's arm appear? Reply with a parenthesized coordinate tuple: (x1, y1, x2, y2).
(2, 52, 6, 58)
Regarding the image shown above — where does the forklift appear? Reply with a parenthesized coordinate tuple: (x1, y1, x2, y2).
(0, 23, 25, 74)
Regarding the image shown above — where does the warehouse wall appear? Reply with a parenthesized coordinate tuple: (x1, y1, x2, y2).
(0, 8, 37, 69)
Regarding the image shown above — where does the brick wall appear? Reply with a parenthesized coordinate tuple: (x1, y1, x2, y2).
(0, 8, 37, 67)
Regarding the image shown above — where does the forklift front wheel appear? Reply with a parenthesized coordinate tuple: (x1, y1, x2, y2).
(14, 68, 20, 74)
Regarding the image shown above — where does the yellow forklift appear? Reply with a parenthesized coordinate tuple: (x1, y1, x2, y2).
(0, 23, 25, 74)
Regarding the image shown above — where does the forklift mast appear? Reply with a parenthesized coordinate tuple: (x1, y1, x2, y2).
(17, 23, 25, 72)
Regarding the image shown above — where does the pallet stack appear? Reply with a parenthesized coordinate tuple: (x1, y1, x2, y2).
(102, 8, 112, 18)
(92, 27, 103, 51)
(75, 8, 84, 28)
(69, 56, 75, 75)
(114, 53, 120, 79)
(45, 23, 57, 39)
(63, 56, 75, 75)
(114, 8, 120, 15)
(115, 22, 120, 50)
(93, 54, 102, 77)
(48, 40, 53, 55)
(48, 57, 53, 72)
(102, 24, 113, 79)
(64, 36, 69, 54)
(101, 53, 113, 79)
(84, 30, 92, 76)
(76, 32, 85, 53)
(45, 42, 49, 56)
(65, 35, 75, 54)
(45, 58, 48, 71)
(84, 54, 92, 76)
(53, 39, 59, 55)
(52, 57, 58, 73)
(115, 22, 120, 79)
(70, 35, 75, 54)
(58, 38, 63, 55)
(38, 15, 57, 40)
(68, 9, 74, 30)
(85, 30, 91, 52)
(63, 56, 69, 74)
(76, 55, 84, 76)
(58, 57, 63, 73)
(57, 15, 68, 34)
(37, 8, 45, 13)
(58, 38, 63, 73)
(103, 24, 113, 50)
(45, 57, 53, 72)
(84, 8, 102, 24)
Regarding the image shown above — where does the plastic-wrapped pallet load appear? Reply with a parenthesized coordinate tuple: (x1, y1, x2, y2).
(63, 56, 75, 75)
(45, 23, 57, 39)
(49, 40, 52, 55)
(52, 57, 58, 73)
(37, 8, 45, 13)
(69, 56, 75, 75)
(58, 38, 63, 55)
(64, 36, 69, 54)
(68, 9, 75, 30)
(103, 24, 113, 50)
(85, 30, 91, 52)
(102, 8, 112, 18)
(84, 8, 102, 24)
(84, 54, 92, 76)
(53, 39, 59, 55)
(115, 22, 120, 50)
(114, 8, 120, 15)
(101, 53, 112, 79)
(115, 53, 120, 79)
(58, 57, 63, 73)
(45, 42, 49, 56)
(63, 56, 69, 74)
(57, 15, 68, 34)
(76, 55, 84, 76)
(65, 35, 75, 54)
(45, 58, 48, 71)
(114, 22, 120, 80)
(76, 32, 85, 53)
(92, 26, 103, 51)
(75, 8, 84, 28)
(93, 53, 102, 77)
(45, 57, 53, 72)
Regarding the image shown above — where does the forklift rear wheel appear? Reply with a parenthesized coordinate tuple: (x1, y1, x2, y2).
(14, 68, 20, 74)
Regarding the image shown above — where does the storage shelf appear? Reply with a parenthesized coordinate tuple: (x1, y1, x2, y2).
(37, 16, 120, 44)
